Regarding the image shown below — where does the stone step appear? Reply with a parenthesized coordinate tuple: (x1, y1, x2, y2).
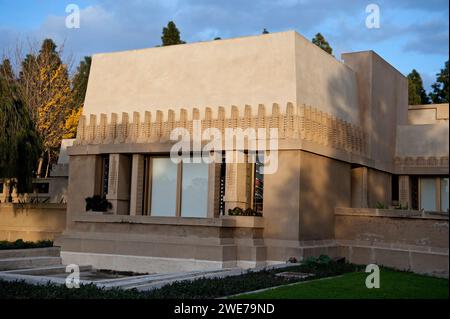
(0, 247, 60, 259)
(122, 269, 242, 291)
(1, 264, 92, 275)
(0, 256, 62, 271)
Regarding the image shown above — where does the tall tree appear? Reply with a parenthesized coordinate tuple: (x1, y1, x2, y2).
(64, 56, 92, 139)
(407, 69, 429, 105)
(17, 39, 72, 177)
(71, 56, 91, 110)
(0, 59, 15, 84)
(312, 33, 333, 55)
(161, 21, 186, 46)
(429, 60, 449, 104)
(0, 60, 41, 198)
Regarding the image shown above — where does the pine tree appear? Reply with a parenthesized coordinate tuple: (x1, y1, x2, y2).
(0, 60, 41, 197)
(407, 69, 429, 105)
(64, 56, 92, 139)
(71, 56, 91, 110)
(429, 61, 449, 104)
(161, 21, 186, 46)
(312, 33, 333, 55)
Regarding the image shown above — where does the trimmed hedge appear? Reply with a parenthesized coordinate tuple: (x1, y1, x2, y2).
(0, 239, 53, 250)
(0, 260, 362, 299)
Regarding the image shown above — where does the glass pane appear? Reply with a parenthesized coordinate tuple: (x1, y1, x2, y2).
(150, 158, 178, 216)
(441, 178, 449, 213)
(181, 162, 209, 218)
(420, 178, 436, 211)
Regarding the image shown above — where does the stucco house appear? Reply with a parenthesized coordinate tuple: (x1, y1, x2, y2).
(55, 31, 449, 275)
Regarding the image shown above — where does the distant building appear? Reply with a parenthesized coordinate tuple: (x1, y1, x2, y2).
(0, 139, 74, 204)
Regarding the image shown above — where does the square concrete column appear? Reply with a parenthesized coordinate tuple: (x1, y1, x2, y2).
(399, 175, 411, 209)
(106, 154, 131, 215)
(67, 155, 102, 216)
(224, 153, 250, 213)
(351, 166, 368, 208)
(129, 154, 145, 216)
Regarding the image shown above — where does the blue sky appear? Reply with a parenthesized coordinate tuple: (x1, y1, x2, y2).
(0, 0, 448, 91)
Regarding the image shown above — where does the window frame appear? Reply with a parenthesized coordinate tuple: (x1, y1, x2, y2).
(143, 155, 212, 218)
(418, 176, 449, 213)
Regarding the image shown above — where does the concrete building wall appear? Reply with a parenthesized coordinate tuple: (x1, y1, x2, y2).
(408, 104, 449, 124)
(396, 124, 449, 158)
(335, 208, 449, 277)
(66, 155, 101, 224)
(298, 151, 351, 240)
(342, 51, 408, 170)
(367, 168, 391, 208)
(83, 31, 361, 125)
(0, 203, 66, 241)
(294, 34, 359, 124)
(263, 150, 301, 241)
(83, 32, 298, 119)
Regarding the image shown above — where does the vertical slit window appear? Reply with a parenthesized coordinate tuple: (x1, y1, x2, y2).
(101, 155, 109, 196)
(219, 156, 226, 215)
(440, 178, 449, 213)
(253, 156, 264, 214)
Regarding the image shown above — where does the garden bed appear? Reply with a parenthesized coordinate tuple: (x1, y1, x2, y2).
(0, 239, 53, 250)
(0, 258, 360, 299)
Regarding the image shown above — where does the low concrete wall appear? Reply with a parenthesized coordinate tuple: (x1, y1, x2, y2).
(335, 208, 449, 277)
(56, 214, 266, 273)
(0, 203, 67, 241)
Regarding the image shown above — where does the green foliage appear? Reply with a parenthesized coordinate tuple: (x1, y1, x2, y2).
(375, 201, 387, 209)
(0, 61, 42, 194)
(0, 239, 53, 250)
(228, 207, 263, 216)
(1, 38, 91, 189)
(0, 260, 359, 299)
(161, 21, 186, 46)
(407, 69, 429, 105)
(312, 33, 333, 55)
(71, 56, 91, 110)
(302, 254, 332, 267)
(85, 195, 112, 212)
(429, 60, 449, 103)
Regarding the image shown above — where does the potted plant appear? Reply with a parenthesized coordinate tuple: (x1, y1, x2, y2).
(85, 195, 112, 213)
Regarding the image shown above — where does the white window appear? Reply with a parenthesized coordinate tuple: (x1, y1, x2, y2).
(420, 178, 437, 211)
(181, 162, 209, 218)
(150, 158, 178, 216)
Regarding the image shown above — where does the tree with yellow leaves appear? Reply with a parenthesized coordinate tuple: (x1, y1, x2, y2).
(18, 39, 72, 177)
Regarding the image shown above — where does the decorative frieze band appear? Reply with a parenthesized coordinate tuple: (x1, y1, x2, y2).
(75, 103, 366, 155)
(394, 156, 449, 168)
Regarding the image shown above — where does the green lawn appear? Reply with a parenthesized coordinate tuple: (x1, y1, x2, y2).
(233, 269, 449, 299)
